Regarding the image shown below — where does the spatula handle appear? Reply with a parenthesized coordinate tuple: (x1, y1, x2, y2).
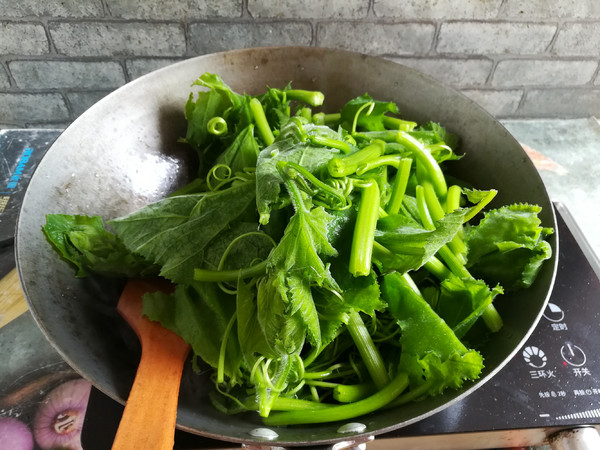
(113, 291, 190, 450)
(112, 327, 189, 450)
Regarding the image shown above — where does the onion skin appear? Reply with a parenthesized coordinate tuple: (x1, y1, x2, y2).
(33, 378, 92, 450)
(0, 416, 34, 450)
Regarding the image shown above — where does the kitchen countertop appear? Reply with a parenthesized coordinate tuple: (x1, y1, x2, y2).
(502, 117, 600, 262)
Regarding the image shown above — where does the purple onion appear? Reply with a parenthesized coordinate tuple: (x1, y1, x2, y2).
(33, 378, 92, 450)
(0, 416, 34, 450)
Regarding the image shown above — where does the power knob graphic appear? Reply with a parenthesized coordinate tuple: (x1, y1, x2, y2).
(560, 343, 586, 367)
(523, 346, 547, 368)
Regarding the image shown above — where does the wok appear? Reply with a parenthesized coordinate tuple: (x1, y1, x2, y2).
(15, 47, 557, 446)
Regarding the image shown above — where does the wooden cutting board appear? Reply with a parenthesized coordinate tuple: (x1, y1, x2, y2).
(0, 268, 28, 328)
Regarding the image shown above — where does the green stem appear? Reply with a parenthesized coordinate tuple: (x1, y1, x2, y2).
(207, 116, 228, 136)
(347, 310, 389, 389)
(327, 140, 385, 177)
(250, 98, 275, 146)
(308, 135, 352, 154)
(286, 89, 325, 107)
(356, 155, 400, 175)
(386, 158, 412, 215)
(385, 379, 434, 408)
(353, 131, 402, 143)
(262, 372, 409, 426)
(397, 130, 447, 198)
(438, 245, 470, 279)
(217, 314, 237, 383)
(333, 381, 376, 403)
(446, 185, 463, 214)
(383, 115, 417, 131)
(279, 161, 347, 209)
(349, 180, 380, 277)
(254, 356, 293, 417)
(194, 260, 267, 282)
(463, 189, 498, 222)
(400, 272, 423, 297)
(312, 112, 341, 126)
(423, 256, 452, 280)
(482, 303, 504, 332)
(416, 185, 436, 231)
(422, 181, 445, 223)
(297, 106, 312, 121)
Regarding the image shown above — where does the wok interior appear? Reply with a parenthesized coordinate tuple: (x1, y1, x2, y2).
(16, 47, 557, 446)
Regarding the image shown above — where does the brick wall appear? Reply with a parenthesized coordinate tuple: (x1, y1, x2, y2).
(1, 0, 599, 128)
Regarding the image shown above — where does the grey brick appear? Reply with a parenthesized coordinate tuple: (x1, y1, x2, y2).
(10, 61, 126, 89)
(438, 22, 556, 55)
(249, 0, 368, 19)
(461, 89, 523, 117)
(492, 59, 598, 87)
(126, 58, 183, 79)
(107, 0, 241, 19)
(0, 22, 49, 55)
(0, 66, 9, 89)
(0, 93, 69, 122)
(553, 23, 600, 57)
(388, 57, 493, 88)
(518, 88, 600, 118)
(316, 22, 435, 55)
(67, 91, 113, 116)
(500, 0, 600, 19)
(374, 0, 501, 19)
(188, 22, 312, 54)
(50, 22, 186, 57)
(1, 0, 103, 17)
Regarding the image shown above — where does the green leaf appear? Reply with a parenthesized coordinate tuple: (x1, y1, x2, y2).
(340, 94, 399, 131)
(143, 282, 242, 379)
(214, 124, 260, 173)
(236, 278, 270, 364)
(436, 275, 504, 339)
(465, 203, 554, 290)
(43, 214, 154, 278)
(256, 273, 306, 357)
(409, 122, 459, 150)
(256, 119, 341, 224)
(109, 181, 256, 284)
(264, 204, 341, 349)
(381, 272, 484, 394)
(374, 208, 468, 273)
(268, 205, 339, 289)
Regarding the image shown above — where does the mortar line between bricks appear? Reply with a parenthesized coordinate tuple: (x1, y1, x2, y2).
(59, 90, 76, 121)
(367, 0, 375, 18)
(484, 58, 499, 86)
(101, 0, 113, 17)
(589, 62, 600, 86)
(543, 20, 562, 54)
(242, 0, 250, 18)
(308, 20, 316, 46)
(429, 21, 441, 56)
(183, 21, 190, 58)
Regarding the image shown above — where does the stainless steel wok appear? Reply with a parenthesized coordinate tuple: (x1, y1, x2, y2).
(15, 47, 558, 447)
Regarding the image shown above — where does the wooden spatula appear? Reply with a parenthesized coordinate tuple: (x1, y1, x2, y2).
(112, 279, 190, 450)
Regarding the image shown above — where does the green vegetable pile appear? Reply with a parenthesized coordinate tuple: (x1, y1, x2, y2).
(43, 73, 553, 426)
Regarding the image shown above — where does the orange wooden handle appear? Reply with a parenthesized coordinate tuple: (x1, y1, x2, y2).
(113, 281, 190, 450)
(112, 324, 190, 450)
